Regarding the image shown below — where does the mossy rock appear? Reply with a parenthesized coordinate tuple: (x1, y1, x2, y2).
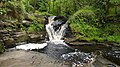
(0, 44, 5, 54)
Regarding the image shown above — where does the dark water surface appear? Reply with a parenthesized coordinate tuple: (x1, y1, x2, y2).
(34, 43, 120, 66)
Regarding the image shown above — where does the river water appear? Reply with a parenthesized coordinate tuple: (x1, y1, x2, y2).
(15, 16, 120, 67)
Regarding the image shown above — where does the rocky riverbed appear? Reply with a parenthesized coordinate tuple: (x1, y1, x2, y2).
(0, 49, 119, 67)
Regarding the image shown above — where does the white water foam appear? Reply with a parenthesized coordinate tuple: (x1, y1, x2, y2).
(16, 43, 47, 50)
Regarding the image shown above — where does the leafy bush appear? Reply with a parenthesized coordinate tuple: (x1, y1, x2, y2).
(67, 6, 101, 40)
(28, 20, 44, 33)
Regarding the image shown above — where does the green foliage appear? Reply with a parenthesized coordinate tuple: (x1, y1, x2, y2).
(0, 8, 8, 15)
(107, 36, 120, 43)
(1, 0, 25, 21)
(37, 0, 48, 12)
(110, 0, 120, 4)
(35, 10, 53, 16)
(37, 0, 81, 16)
(0, 44, 5, 54)
(102, 23, 120, 36)
(0, 0, 34, 21)
(22, 0, 34, 13)
(28, 20, 44, 33)
(67, 6, 102, 41)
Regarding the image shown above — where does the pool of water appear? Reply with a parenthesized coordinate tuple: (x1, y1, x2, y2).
(33, 42, 120, 66)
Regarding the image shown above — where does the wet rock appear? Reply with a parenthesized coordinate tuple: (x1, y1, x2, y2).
(61, 51, 95, 67)
(103, 50, 120, 65)
(52, 20, 65, 26)
(15, 42, 27, 46)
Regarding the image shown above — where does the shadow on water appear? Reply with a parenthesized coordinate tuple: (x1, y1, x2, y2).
(70, 44, 109, 53)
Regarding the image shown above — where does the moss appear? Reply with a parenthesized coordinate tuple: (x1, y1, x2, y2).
(0, 44, 5, 54)
(106, 36, 120, 43)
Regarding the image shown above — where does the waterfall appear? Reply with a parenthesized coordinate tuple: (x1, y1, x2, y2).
(15, 16, 95, 67)
(46, 16, 68, 45)
(15, 16, 68, 50)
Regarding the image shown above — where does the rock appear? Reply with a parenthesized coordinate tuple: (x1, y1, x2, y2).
(28, 34, 40, 43)
(64, 38, 94, 46)
(0, 30, 8, 34)
(34, 13, 46, 23)
(28, 33, 45, 43)
(22, 20, 32, 27)
(93, 56, 119, 67)
(3, 37, 15, 48)
(102, 50, 120, 65)
(12, 32, 28, 44)
(0, 40, 3, 43)
(61, 51, 95, 67)
(0, 50, 70, 67)
(0, 21, 17, 29)
(15, 42, 27, 46)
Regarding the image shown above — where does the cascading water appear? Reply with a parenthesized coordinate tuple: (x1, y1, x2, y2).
(15, 16, 95, 67)
(46, 16, 68, 45)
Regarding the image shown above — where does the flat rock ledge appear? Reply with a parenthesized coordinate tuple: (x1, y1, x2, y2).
(0, 50, 70, 67)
